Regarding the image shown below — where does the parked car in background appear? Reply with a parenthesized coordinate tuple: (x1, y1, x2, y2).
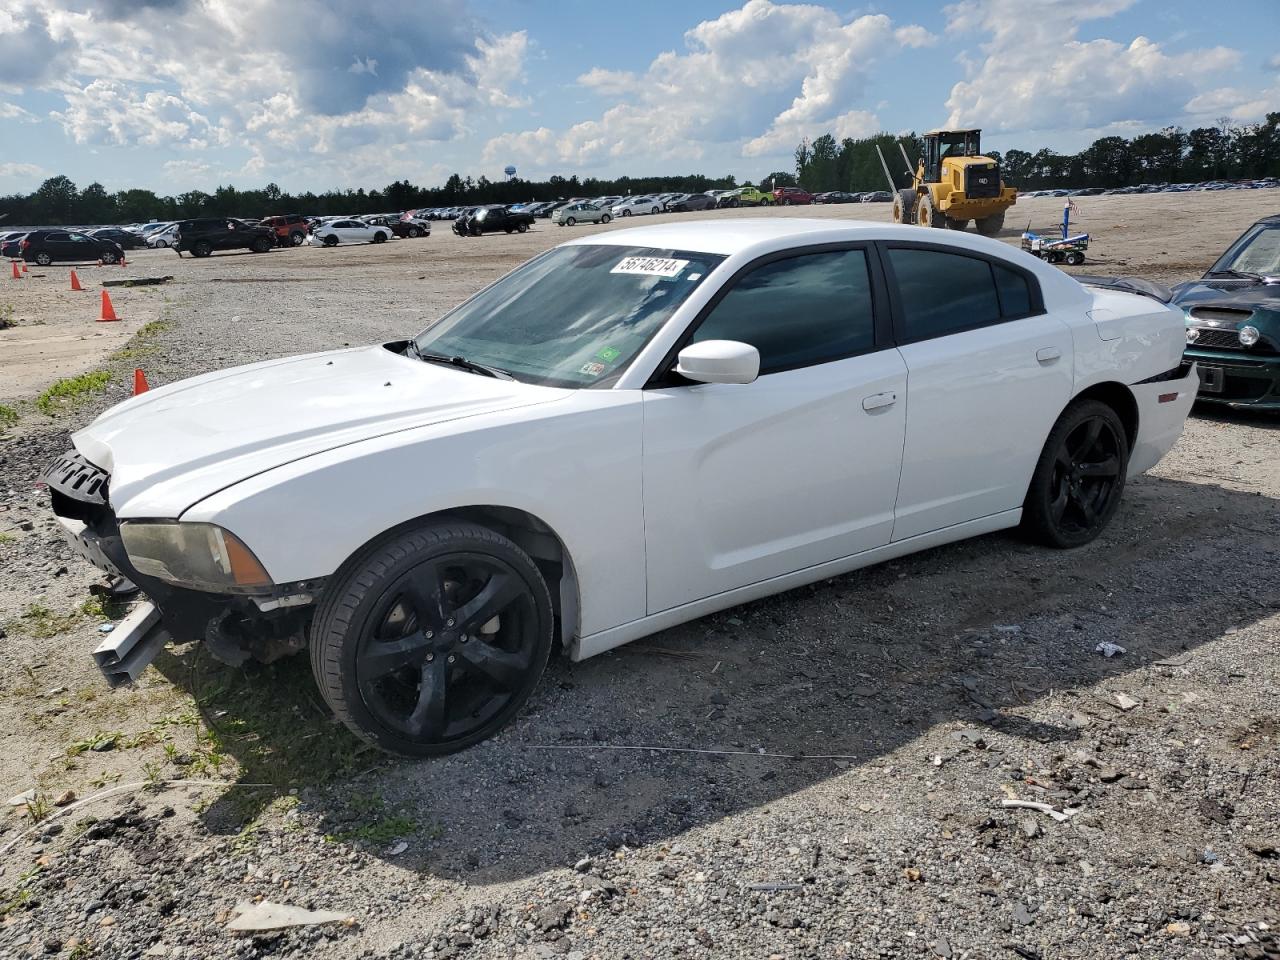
(453, 205, 536, 236)
(720, 186, 773, 207)
(0, 232, 27, 258)
(261, 214, 310, 247)
(666, 193, 717, 212)
(87, 227, 147, 250)
(362, 215, 430, 239)
(772, 186, 814, 205)
(310, 219, 391, 246)
(1172, 213, 1280, 410)
(611, 196, 662, 217)
(16, 230, 125, 265)
(44, 219, 1195, 757)
(814, 191, 859, 204)
(175, 218, 276, 257)
(552, 202, 612, 226)
(861, 191, 893, 202)
(147, 224, 179, 248)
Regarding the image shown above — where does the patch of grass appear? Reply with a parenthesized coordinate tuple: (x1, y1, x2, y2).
(36, 370, 112, 415)
(66, 731, 122, 757)
(24, 792, 52, 825)
(0, 301, 14, 330)
(327, 815, 420, 847)
(0, 867, 42, 919)
(0, 404, 17, 429)
(111, 318, 174, 361)
(0, 532, 15, 544)
(10, 603, 82, 639)
(79, 597, 130, 621)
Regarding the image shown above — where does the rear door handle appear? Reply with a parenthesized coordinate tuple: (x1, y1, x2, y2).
(862, 392, 897, 411)
(1037, 347, 1061, 363)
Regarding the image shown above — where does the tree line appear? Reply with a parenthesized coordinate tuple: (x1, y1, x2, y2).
(795, 114, 1280, 194)
(0, 172, 746, 227)
(4, 113, 1277, 227)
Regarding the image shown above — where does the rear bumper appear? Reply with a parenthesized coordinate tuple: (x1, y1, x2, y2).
(1127, 363, 1198, 476)
(1184, 348, 1280, 409)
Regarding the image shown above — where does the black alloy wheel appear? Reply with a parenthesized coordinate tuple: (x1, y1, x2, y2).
(1022, 399, 1128, 548)
(517, 222, 528, 233)
(192, 242, 212, 258)
(311, 521, 553, 756)
(323, 235, 339, 247)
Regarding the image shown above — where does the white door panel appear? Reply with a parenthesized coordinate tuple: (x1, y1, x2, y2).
(892, 314, 1074, 540)
(642, 349, 908, 613)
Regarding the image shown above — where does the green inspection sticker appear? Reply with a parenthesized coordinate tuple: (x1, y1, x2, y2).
(596, 346, 621, 362)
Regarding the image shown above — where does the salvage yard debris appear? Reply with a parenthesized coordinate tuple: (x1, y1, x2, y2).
(226, 901, 352, 933)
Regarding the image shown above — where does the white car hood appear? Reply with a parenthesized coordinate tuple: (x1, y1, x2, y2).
(74, 344, 568, 518)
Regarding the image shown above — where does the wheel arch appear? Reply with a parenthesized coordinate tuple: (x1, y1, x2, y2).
(1070, 380, 1139, 451)
(332, 504, 581, 654)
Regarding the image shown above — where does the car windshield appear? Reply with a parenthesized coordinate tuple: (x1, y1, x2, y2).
(413, 244, 726, 388)
(1210, 224, 1280, 277)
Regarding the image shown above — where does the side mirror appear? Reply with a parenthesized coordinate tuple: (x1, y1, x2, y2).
(675, 340, 760, 385)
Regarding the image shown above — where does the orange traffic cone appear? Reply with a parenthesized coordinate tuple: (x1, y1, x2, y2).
(21, 262, 28, 274)
(133, 369, 149, 395)
(10, 261, 20, 280)
(99, 290, 119, 322)
(70, 270, 83, 291)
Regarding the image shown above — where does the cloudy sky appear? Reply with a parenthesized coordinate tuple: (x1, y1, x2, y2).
(1, 0, 1276, 195)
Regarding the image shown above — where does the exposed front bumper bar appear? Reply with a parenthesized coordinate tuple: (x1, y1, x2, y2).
(92, 601, 170, 688)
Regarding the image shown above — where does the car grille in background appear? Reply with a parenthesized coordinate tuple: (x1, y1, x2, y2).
(1189, 307, 1253, 323)
(1189, 327, 1278, 354)
(964, 164, 1001, 199)
(41, 449, 109, 504)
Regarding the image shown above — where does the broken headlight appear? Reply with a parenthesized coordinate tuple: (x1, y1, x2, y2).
(120, 521, 273, 593)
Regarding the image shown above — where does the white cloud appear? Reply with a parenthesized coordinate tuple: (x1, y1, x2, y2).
(1267, 53, 1280, 71)
(1185, 86, 1278, 123)
(0, 161, 50, 187)
(0, 100, 36, 121)
(486, 0, 927, 175)
(944, 0, 1242, 135)
(11, 0, 529, 182)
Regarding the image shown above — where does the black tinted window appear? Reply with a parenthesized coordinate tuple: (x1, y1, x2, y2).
(994, 263, 1032, 316)
(887, 248, 1002, 340)
(691, 249, 875, 374)
(45, 232, 69, 241)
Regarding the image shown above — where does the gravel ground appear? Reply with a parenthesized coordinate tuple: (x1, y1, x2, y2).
(0, 192, 1277, 960)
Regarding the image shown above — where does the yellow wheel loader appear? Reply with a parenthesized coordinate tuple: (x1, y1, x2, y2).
(877, 129, 1017, 236)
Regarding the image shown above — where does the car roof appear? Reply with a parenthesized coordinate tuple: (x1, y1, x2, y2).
(560, 218, 1089, 301)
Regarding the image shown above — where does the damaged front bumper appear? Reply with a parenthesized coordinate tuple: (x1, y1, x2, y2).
(45, 451, 321, 686)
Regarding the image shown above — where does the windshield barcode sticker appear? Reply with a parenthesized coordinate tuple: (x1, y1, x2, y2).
(611, 256, 689, 278)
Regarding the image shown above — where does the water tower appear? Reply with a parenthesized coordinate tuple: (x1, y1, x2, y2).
(504, 165, 517, 179)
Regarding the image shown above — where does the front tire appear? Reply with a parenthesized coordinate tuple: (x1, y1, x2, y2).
(323, 235, 339, 247)
(373, 232, 387, 243)
(601, 214, 611, 224)
(565, 217, 576, 226)
(1022, 399, 1128, 549)
(310, 521, 554, 757)
(290, 232, 305, 246)
(892, 189, 916, 225)
(975, 212, 1005, 236)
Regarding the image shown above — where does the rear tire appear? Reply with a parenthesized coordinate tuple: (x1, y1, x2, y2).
(34, 252, 52, 266)
(191, 242, 212, 259)
(975, 212, 1006, 236)
(565, 217, 576, 226)
(407, 227, 421, 238)
(289, 232, 305, 246)
(1022, 399, 1128, 549)
(945, 218, 969, 231)
(309, 520, 554, 757)
(373, 232, 387, 243)
(1064, 250, 1085, 266)
(601, 214, 612, 224)
(323, 235, 338, 247)
(516, 223, 528, 233)
(251, 238, 272, 253)
(892, 189, 916, 225)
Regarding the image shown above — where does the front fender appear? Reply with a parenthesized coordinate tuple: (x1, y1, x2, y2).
(181, 394, 645, 638)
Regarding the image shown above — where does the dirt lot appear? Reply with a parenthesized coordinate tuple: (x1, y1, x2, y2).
(0, 191, 1277, 960)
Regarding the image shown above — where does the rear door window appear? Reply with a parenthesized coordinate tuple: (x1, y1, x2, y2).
(886, 247, 1040, 341)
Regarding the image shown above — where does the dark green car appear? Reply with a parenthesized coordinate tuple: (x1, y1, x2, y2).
(1172, 214, 1280, 410)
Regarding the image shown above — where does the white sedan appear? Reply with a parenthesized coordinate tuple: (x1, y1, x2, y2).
(310, 218, 391, 247)
(611, 196, 662, 218)
(44, 220, 1196, 756)
(146, 224, 179, 248)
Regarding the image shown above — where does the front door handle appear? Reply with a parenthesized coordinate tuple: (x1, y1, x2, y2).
(1037, 347, 1062, 363)
(862, 392, 897, 411)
